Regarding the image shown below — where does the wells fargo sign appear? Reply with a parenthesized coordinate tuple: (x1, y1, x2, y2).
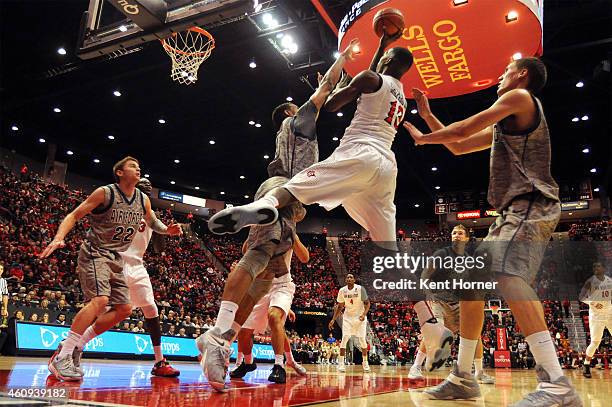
(339, 0, 543, 99)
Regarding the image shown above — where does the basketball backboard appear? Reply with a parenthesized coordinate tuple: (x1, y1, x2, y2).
(77, 0, 256, 60)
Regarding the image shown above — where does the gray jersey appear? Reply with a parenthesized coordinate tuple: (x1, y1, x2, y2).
(488, 95, 559, 211)
(84, 184, 146, 253)
(267, 101, 319, 178)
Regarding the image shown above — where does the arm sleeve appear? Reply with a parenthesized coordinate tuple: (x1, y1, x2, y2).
(290, 101, 318, 140)
(361, 286, 369, 302)
(336, 289, 344, 303)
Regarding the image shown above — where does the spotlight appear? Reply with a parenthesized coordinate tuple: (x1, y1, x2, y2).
(93, 159, 100, 163)
(512, 52, 522, 60)
(264, 154, 269, 159)
(174, 159, 180, 164)
(240, 175, 245, 179)
(170, 181, 176, 185)
(505, 11, 518, 22)
(158, 118, 166, 124)
(107, 135, 115, 140)
(209, 140, 216, 145)
(249, 61, 257, 69)
(113, 90, 122, 97)
(286, 96, 293, 102)
(581, 115, 589, 121)
(249, 120, 255, 125)
(66, 150, 74, 156)
(411, 109, 418, 114)
(39, 138, 46, 143)
(53, 107, 61, 113)
(582, 148, 590, 154)
(11, 125, 18, 131)
(575, 81, 584, 88)
(57, 47, 67, 55)
(332, 137, 339, 141)
(571, 117, 579, 122)
(337, 112, 343, 117)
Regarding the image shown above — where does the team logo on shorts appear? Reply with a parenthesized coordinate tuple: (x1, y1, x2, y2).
(307, 170, 316, 177)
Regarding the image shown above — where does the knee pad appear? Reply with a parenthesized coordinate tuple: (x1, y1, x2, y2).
(141, 304, 159, 319)
(238, 245, 274, 279)
(586, 341, 601, 358)
(247, 278, 273, 304)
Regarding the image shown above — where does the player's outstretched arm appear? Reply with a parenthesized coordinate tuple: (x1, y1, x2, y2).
(324, 70, 381, 112)
(39, 187, 106, 258)
(143, 196, 182, 236)
(310, 38, 360, 111)
(578, 281, 591, 302)
(405, 89, 531, 145)
(411, 87, 491, 155)
(292, 233, 310, 263)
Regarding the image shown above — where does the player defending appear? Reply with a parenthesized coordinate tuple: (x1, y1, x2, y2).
(405, 58, 582, 406)
(409, 225, 495, 385)
(328, 274, 371, 373)
(197, 39, 360, 392)
(579, 261, 611, 378)
(230, 243, 308, 383)
(40, 157, 182, 381)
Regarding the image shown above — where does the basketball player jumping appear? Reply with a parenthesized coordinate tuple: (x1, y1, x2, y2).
(579, 261, 612, 378)
(405, 58, 582, 406)
(40, 157, 182, 381)
(198, 39, 360, 392)
(409, 225, 495, 385)
(208, 31, 453, 375)
(328, 273, 371, 373)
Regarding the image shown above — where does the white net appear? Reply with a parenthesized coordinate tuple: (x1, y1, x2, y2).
(161, 27, 215, 85)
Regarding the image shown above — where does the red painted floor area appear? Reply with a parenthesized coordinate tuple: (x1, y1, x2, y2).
(0, 359, 440, 406)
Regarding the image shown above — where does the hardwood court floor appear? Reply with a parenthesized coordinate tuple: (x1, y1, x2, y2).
(0, 357, 609, 406)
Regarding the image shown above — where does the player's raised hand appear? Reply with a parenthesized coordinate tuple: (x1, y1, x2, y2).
(39, 239, 66, 259)
(288, 309, 296, 323)
(380, 29, 403, 48)
(412, 88, 431, 118)
(341, 38, 361, 61)
(403, 121, 427, 145)
(166, 222, 183, 236)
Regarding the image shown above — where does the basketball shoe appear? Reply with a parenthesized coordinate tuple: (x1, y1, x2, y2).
(421, 321, 454, 371)
(196, 327, 233, 392)
(151, 358, 180, 377)
(509, 365, 583, 407)
(208, 199, 278, 234)
(425, 362, 481, 400)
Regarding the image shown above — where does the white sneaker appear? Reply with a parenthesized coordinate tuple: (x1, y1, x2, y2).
(421, 322, 454, 371)
(338, 364, 346, 372)
(409, 364, 425, 380)
(287, 360, 307, 376)
(363, 363, 370, 372)
(208, 199, 278, 234)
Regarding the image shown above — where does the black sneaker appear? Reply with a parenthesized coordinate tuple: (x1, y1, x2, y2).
(582, 363, 591, 378)
(268, 364, 286, 383)
(230, 362, 257, 378)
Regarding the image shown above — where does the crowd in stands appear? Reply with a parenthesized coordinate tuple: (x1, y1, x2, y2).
(569, 221, 610, 241)
(1, 165, 610, 368)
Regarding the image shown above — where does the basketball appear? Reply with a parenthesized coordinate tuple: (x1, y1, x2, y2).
(373, 8, 405, 38)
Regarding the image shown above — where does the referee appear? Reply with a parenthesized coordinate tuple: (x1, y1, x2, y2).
(1, 263, 9, 319)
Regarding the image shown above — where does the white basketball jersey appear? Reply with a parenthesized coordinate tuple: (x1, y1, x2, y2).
(585, 275, 612, 312)
(342, 74, 407, 151)
(120, 219, 152, 265)
(272, 250, 293, 284)
(337, 284, 365, 318)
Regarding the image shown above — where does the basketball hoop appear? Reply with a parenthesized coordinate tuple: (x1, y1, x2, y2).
(161, 27, 215, 85)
